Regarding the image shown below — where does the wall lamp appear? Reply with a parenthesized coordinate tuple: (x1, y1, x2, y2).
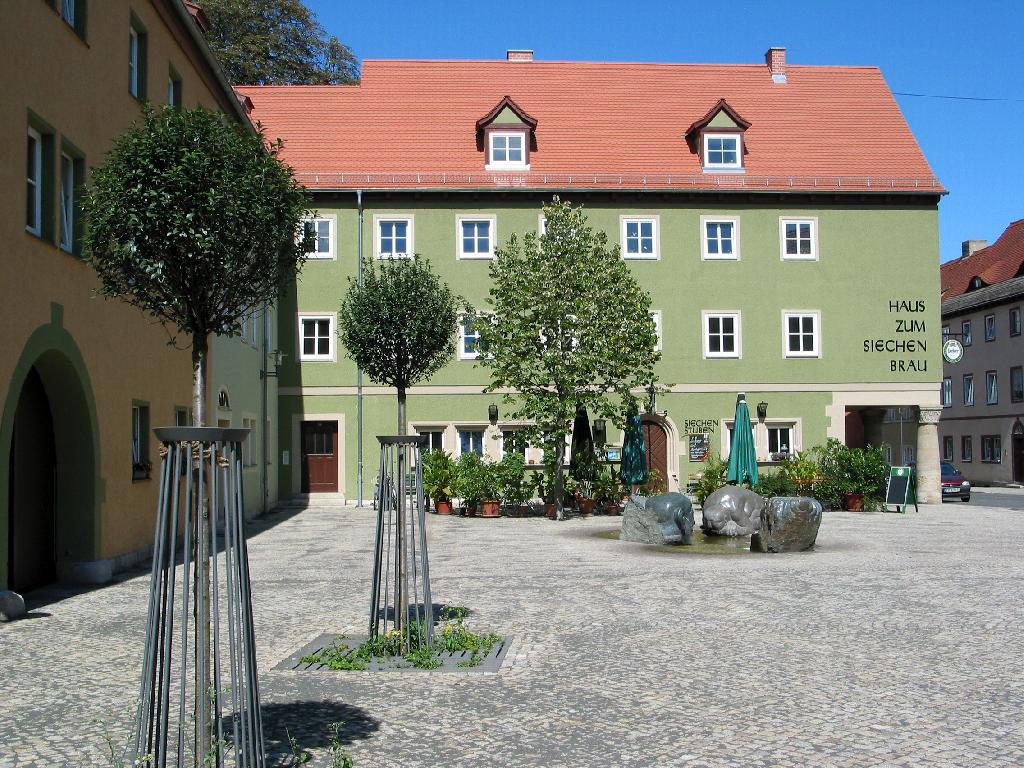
(488, 403, 499, 424)
(757, 401, 768, 420)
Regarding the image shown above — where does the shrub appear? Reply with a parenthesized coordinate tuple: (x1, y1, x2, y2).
(753, 470, 797, 498)
(421, 449, 456, 502)
(693, 453, 728, 505)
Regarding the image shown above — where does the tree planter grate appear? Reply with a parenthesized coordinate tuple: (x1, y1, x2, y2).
(277, 632, 510, 673)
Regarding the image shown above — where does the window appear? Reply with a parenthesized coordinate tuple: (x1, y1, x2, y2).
(981, 435, 1001, 463)
(650, 311, 662, 352)
(883, 443, 892, 464)
(620, 217, 658, 259)
(984, 313, 996, 341)
(783, 312, 819, 357)
(26, 127, 42, 236)
(302, 216, 335, 259)
(703, 312, 741, 358)
(61, 0, 86, 38)
(501, 430, 527, 459)
(986, 370, 998, 404)
(59, 149, 83, 254)
(1011, 366, 1023, 403)
(128, 19, 147, 99)
(963, 374, 974, 406)
(942, 435, 953, 461)
(901, 445, 915, 465)
(458, 429, 484, 457)
(174, 407, 190, 427)
(242, 417, 258, 467)
(249, 308, 259, 346)
(487, 131, 527, 170)
(962, 320, 972, 346)
(298, 314, 334, 361)
(375, 216, 413, 258)
(416, 429, 445, 453)
(132, 403, 150, 479)
(961, 435, 973, 462)
(1011, 307, 1022, 337)
(701, 217, 739, 260)
(537, 214, 548, 235)
(941, 326, 950, 341)
(459, 315, 486, 360)
(457, 216, 495, 259)
(767, 426, 793, 457)
(942, 377, 952, 407)
(780, 218, 817, 260)
(168, 67, 182, 108)
(702, 133, 742, 170)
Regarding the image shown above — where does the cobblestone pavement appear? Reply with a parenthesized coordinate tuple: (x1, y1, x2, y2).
(2, 497, 1024, 767)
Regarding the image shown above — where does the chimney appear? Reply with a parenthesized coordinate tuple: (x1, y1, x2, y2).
(962, 239, 988, 258)
(765, 47, 787, 83)
(507, 49, 534, 62)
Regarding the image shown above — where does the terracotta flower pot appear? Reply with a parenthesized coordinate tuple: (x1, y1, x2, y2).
(435, 500, 453, 515)
(463, 503, 477, 517)
(480, 499, 501, 517)
(545, 503, 557, 520)
(605, 503, 621, 516)
(578, 498, 594, 516)
(843, 492, 865, 512)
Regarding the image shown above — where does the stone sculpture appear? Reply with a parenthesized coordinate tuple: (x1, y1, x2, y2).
(0, 590, 26, 622)
(621, 492, 694, 545)
(750, 496, 823, 553)
(701, 485, 765, 537)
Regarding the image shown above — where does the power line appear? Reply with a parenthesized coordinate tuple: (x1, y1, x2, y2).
(894, 91, 1024, 103)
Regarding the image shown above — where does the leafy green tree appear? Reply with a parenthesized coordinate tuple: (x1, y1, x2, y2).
(339, 257, 462, 434)
(476, 198, 661, 519)
(81, 105, 309, 761)
(201, 0, 359, 85)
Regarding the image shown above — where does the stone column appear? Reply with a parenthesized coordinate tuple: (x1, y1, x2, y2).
(861, 408, 886, 448)
(916, 407, 943, 503)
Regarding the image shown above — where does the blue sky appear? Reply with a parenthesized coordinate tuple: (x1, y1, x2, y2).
(307, 0, 1023, 264)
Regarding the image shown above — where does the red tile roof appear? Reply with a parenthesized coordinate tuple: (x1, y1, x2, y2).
(237, 57, 942, 193)
(941, 219, 1024, 299)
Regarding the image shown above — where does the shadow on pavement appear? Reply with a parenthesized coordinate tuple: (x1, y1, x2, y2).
(260, 699, 380, 754)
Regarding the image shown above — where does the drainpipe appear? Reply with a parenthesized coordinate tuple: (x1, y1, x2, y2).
(356, 189, 365, 507)
(260, 301, 269, 515)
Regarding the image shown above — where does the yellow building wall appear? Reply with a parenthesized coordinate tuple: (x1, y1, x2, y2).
(1, 1, 247, 585)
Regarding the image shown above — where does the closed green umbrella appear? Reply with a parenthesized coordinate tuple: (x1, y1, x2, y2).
(726, 393, 759, 486)
(620, 406, 647, 489)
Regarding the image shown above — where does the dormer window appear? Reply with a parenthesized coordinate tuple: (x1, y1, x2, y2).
(703, 134, 742, 169)
(488, 131, 527, 169)
(685, 99, 750, 174)
(477, 95, 537, 172)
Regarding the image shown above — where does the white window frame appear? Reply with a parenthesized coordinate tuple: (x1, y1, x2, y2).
(766, 423, 796, 457)
(456, 215, 496, 259)
(702, 311, 741, 359)
(963, 374, 974, 406)
(620, 216, 660, 260)
(26, 127, 42, 236)
(779, 217, 818, 261)
(1011, 306, 1021, 336)
(458, 313, 490, 360)
(702, 133, 743, 171)
(457, 427, 486, 457)
(62, 0, 76, 26)
(650, 311, 662, 353)
(984, 313, 996, 341)
(301, 215, 336, 260)
(374, 215, 414, 259)
(414, 426, 446, 454)
(129, 26, 140, 97)
(962, 435, 973, 462)
(297, 313, 336, 362)
(942, 377, 952, 407)
(902, 445, 915, 465)
(985, 370, 998, 404)
(132, 405, 143, 463)
(962, 320, 972, 346)
(942, 435, 954, 461)
(486, 131, 529, 171)
(242, 416, 258, 467)
(700, 216, 740, 260)
(538, 214, 548, 235)
(782, 311, 820, 358)
(60, 151, 75, 252)
(499, 428, 528, 460)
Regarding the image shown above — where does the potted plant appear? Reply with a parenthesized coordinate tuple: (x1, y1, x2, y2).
(499, 453, 529, 516)
(838, 443, 887, 512)
(533, 469, 557, 519)
(576, 479, 595, 516)
(479, 460, 502, 518)
(422, 449, 457, 514)
(595, 467, 622, 515)
(455, 452, 485, 516)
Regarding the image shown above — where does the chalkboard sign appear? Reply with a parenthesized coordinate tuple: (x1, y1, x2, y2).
(885, 466, 918, 513)
(689, 433, 710, 462)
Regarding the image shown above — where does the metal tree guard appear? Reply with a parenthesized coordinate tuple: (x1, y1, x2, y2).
(369, 435, 434, 647)
(133, 427, 265, 767)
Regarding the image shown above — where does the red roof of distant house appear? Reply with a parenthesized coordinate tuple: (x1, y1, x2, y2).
(237, 56, 942, 193)
(941, 219, 1024, 299)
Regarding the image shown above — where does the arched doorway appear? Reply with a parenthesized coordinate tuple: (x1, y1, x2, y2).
(641, 418, 668, 486)
(9, 367, 57, 591)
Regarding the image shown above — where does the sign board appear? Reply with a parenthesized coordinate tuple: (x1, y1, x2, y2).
(885, 466, 918, 513)
(942, 338, 964, 364)
(688, 433, 710, 462)
(604, 446, 622, 462)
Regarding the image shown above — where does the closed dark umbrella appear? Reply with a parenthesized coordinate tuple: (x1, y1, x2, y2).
(726, 393, 759, 486)
(569, 405, 596, 482)
(620, 406, 647, 488)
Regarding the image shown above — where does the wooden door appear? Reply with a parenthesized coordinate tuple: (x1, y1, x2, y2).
(1013, 436, 1024, 484)
(642, 420, 668, 486)
(301, 420, 338, 493)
